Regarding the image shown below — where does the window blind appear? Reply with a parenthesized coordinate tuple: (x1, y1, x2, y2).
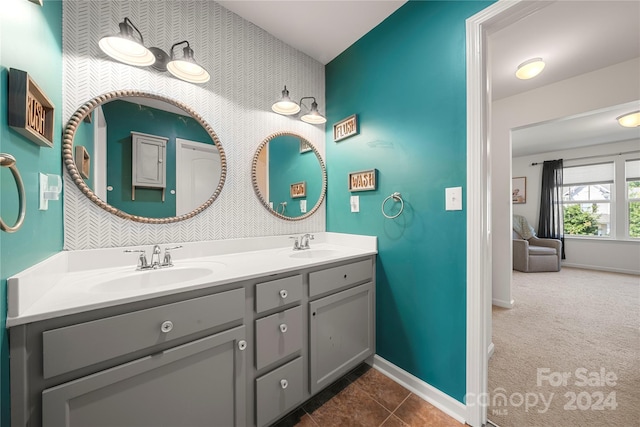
(625, 159, 640, 182)
(563, 162, 614, 185)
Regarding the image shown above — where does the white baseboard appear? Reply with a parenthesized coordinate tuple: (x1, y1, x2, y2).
(562, 263, 640, 276)
(492, 298, 514, 308)
(488, 342, 495, 359)
(372, 355, 466, 424)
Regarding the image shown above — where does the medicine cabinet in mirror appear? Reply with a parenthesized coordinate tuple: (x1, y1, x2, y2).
(252, 132, 326, 220)
(63, 90, 227, 223)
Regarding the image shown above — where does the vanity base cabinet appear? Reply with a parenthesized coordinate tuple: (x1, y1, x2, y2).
(42, 326, 246, 427)
(309, 282, 374, 395)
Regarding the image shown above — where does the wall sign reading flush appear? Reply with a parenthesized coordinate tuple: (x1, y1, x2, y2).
(445, 187, 462, 211)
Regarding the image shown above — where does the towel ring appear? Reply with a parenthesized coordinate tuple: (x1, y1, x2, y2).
(382, 192, 404, 219)
(0, 154, 26, 233)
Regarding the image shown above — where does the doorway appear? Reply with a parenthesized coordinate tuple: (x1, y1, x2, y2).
(175, 138, 221, 216)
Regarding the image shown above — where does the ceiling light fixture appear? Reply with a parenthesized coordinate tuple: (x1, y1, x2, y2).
(272, 86, 326, 125)
(616, 111, 640, 128)
(515, 57, 545, 80)
(99, 17, 210, 84)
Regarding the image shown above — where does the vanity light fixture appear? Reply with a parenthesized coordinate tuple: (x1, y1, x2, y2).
(515, 57, 545, 80)
(152, 41, 210, 84)
(272, 86, 326, 125)
(98, 17, 156, 67)
(616, 111, 640, 128)
(272, 86, 301, 115)
(99, 17, 210, 84)
(300, 97, 327, 124)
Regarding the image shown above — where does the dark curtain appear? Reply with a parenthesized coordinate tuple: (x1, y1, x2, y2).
(538, 159, 565, 259)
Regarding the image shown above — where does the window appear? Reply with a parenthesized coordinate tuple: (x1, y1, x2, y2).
(562, 162, 613, 237)
(626, 159, 640, 238)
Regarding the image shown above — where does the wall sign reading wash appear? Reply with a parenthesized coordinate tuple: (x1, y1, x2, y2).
(8, 68, 55, 148)
(348, 169, 377, 192)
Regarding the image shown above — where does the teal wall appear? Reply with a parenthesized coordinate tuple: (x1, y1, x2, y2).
(0, 0, 64, 424)
(326, 0, 492, 402)
(101, 100, 213, 218)
(269, 135, 323, 217)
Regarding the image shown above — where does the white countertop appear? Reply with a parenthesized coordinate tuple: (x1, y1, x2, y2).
(6, 232, 377, 327)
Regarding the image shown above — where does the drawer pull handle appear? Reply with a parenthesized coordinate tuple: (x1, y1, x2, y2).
(279, 289, 288, 299)
(344, 274, 347, 279)
(279, 323, 288, 333)
(238, 340, 247, 351)
(160, 321, 174, 333)
(280, 379, 288, 389)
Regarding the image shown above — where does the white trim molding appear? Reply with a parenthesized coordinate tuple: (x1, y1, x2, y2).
(492, 298, 514, 309)
(466, 1, 554, 426)
(372, 355, 466, 423)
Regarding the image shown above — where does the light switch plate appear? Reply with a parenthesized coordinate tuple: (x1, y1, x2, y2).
(350, 195, 360, 213)
(445, 187, 462, 211)
(300, 199, 307, 213)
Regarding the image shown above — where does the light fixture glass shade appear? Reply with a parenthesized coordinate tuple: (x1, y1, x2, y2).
(272, 86, 301, 115)
(301, 101, 327, 124)
(616, 111, 640, 128)
(99, 19, 155, 67)
(166, 43, 210, 84)
(167, 60, 210, 83)
(515, 58, 545, 80)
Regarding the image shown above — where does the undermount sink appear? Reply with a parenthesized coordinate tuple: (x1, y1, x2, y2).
(88, 264, 224, 293)
(289, 249, 340, 259)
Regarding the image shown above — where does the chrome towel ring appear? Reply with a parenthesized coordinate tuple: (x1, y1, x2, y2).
(382, 192, 404, 219)
(0, 153, 26, 233)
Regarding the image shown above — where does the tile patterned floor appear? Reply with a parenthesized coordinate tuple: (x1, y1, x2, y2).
(272, 364, 465, 427)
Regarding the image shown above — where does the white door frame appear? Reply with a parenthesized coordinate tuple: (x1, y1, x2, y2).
(465, 1, 553, 425)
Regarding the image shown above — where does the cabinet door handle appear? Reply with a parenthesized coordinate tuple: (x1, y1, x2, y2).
(160, 320, 174, 333)
(279, 289, 288, 299)
(238, 340, 247, 351)
(279, 323, 288, 333)
(280, 379, 288, 389)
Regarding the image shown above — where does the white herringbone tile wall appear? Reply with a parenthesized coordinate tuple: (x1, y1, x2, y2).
(63, 0, 326, 250)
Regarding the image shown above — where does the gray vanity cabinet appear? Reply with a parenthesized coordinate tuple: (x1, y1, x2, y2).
(10, 255, 376, 427)
(308, 260, 375, 395)
(42, 326, 247, 427)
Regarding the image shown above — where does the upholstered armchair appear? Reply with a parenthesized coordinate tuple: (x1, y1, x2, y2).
(512, 215, 562, 273)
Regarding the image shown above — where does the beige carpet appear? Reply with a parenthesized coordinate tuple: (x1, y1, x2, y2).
(488, 267, 639, 427)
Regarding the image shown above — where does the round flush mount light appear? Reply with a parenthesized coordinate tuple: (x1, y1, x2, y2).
(515, 57, 545, 80)
(616, 111, 640, 128)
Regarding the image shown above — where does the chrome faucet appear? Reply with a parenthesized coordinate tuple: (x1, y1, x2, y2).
(300, 233, 314, 250)
(290, 236, 301, 250)
(162, 245, 183, 267)
(124, 249, 150, 270)
(150, 245, 162, 269)
(125, 244, 182, 270)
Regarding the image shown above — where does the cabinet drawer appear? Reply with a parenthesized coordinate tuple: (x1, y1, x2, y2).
(43, 288, 245, 379)
(255, 275, 302, 314)
(255, 305, 302, 370)
(255, 357, 303, 427)
(309, 259, 373, 297)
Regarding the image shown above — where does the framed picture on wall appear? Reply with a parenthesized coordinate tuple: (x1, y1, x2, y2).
(512, 177, 526, 204)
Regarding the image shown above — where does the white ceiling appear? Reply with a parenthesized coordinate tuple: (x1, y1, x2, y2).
(512, 101, 640, 157)
(490, 1, 640, 101)
(217, 1, 640, 156)
(216, 0, 407, 65)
